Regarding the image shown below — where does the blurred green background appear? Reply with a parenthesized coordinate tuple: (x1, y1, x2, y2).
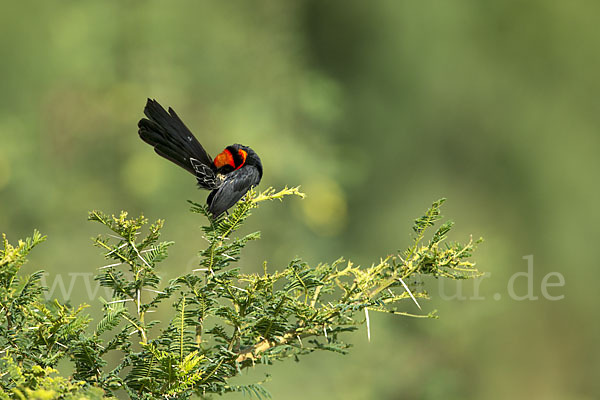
(1, 1, 598, 399)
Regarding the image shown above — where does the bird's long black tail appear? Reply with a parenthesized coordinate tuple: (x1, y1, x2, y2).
(138, 99, 216, 184)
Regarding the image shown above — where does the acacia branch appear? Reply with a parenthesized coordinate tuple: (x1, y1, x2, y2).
(235, 328, 319, 363)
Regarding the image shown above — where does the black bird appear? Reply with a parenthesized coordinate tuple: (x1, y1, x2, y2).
(138, 99, 263, 218)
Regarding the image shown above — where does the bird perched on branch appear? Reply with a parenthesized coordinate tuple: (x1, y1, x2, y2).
(138, 99, 263, 218)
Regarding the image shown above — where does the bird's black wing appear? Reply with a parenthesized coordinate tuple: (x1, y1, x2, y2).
(208, 166, 261, 218)
(138, 99, 218, 189)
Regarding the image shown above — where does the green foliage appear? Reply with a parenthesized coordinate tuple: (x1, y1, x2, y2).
(0, 232, 102, 399)
(0, 188, 481, 399)
(0, 357, 106, 400)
